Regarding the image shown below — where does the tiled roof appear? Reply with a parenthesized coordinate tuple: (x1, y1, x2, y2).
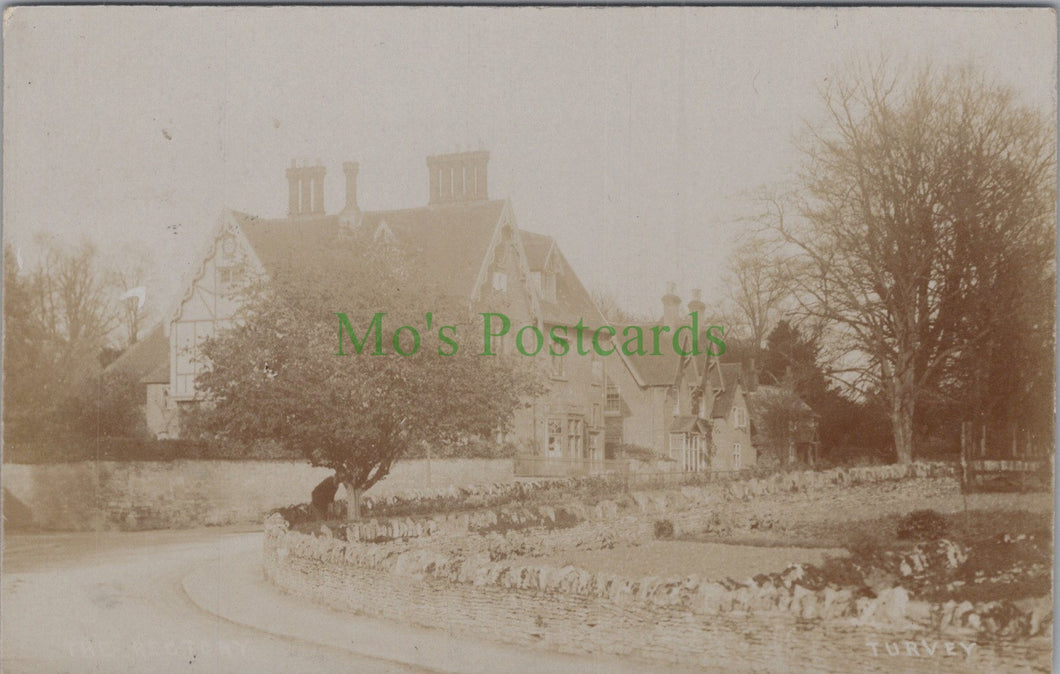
(232, 201, 506, 302)
(361, 200, 507, 299)
(102, 324, 169, 385)
(520, 231, 554, 270)
(709, 362, 745, 419)
(620, 324, 710, 387)
(670, 415, 710, 434)
(532, 246, 606, 328)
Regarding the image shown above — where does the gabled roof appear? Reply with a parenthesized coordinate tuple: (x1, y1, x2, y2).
(231, 212, 344, 277)
(708, 362, 744, 419)
(102, 324, 169, 385)
(619, 324, 710, 387)
(519, 232, 604, 327)
(360, 200, 507, 299)
(521, 232, 555, 270)
(227, 201, 508, 304)
(670, 415, 711, 434)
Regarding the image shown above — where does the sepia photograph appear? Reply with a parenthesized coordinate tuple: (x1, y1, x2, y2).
(2, 6, 1056, 673)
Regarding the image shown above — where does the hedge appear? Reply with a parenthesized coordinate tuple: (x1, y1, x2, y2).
(2, 436, 300, 463)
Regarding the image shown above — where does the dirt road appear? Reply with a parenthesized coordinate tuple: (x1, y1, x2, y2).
(2, 527, 685, 674)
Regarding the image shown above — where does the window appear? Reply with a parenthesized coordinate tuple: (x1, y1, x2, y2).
(567, 418, 584, 457)
(592, 403, 602, 427)
(492, 271, 507, 292)
(699, 395, 708, 418)
(733, 406, 747, 429)
(494, 243, 510, 267)
(732, 443, 742, 471)
(591, 358, 603, 386)
(606, 382, 620, 413)
(541, 272, 556, 302)
(669, 433, 685, 459)
(218, 265, 244, 292)
(547, 419, 564, 455)
(550, 353, 566, 378)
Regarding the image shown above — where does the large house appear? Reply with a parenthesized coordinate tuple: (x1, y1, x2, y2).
(113, 151, 616, 471)
(602, 285, 756, 473)
(109, 151, 756, 476)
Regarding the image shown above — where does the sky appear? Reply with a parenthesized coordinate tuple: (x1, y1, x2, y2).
(3, 6, 1055, 322)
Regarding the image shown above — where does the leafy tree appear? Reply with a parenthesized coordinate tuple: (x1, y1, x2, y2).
(60, 370, 148, 438)
(185, 236, 542, 519)
(3, 245, 52, 440)
(769, 63, 1055, 463)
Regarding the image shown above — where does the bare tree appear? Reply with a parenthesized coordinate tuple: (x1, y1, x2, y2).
(107, 244, 154, 348)
(717, 235, 791, 358)
(769, 63, 1055, 463)
(30, 236, 119, 388)
(591, 287, 653, 324)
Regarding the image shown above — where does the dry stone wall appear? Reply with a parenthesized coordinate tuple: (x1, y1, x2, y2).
(263, 462, 1047, 667)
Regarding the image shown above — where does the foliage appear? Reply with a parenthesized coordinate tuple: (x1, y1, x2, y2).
(612, 443, 661, 461)
(765, 63, 1055, 463)
(0, 436, 297, 463)
(2, 239, 146, 443)
(896, 509, 948, 541)
(402, 437, 524, 460)
(653, 519, 675, 539)
(759, 320, 893, 457)
(184, 234, 543, 514)
(57, 370, 148, 438)
(3, 245, 54, 441)
(746, 386, 808, 462)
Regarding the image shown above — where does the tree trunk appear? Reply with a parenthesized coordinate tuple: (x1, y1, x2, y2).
(343, 482, 363, 522)
(891, 388, 915, 465)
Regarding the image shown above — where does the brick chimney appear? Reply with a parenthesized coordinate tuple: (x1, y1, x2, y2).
(427, 150, 489, 205)
(687, 288, 706, 318)
(661, 282, 681, 327)
(286, 160, 326, 217)
(342, 161, 360, 214)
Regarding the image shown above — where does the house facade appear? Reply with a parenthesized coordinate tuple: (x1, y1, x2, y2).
(603, 286, 756, 473)
(115, 151, 616, 471)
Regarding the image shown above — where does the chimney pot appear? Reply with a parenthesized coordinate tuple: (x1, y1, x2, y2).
(342, 161, 360, 214)
(662, 282, 682, 327)
(286, 163, 300, 216)
(688, 287, 706, 317)
(427, 150, 489, 205)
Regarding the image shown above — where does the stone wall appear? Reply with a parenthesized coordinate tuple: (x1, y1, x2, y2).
(2, 458, 513, 531)
(262, 462, 1046, 669)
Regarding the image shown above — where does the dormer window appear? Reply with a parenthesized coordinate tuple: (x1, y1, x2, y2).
(540, 271, 556, 302)
(492, 271, 508, 292)
(219, 265, 245, 293)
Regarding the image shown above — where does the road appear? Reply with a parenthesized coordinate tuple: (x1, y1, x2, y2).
(2, 527, 683, 674)
(2, 527, 429, 673)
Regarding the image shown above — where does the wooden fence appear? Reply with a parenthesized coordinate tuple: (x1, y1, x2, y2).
(959, 421, 1053, 492)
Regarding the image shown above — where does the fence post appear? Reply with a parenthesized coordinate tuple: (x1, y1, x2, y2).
(960, 422, 969, 491)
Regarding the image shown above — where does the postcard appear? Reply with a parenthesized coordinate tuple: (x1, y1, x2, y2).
(3, 6, 1054, 673)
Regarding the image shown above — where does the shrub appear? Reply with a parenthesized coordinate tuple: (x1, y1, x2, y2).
(1, 436, 299, 463)
(654, 519, 675, 539)
(613, 443, 659, 461)
(896, 509, 948, 541)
